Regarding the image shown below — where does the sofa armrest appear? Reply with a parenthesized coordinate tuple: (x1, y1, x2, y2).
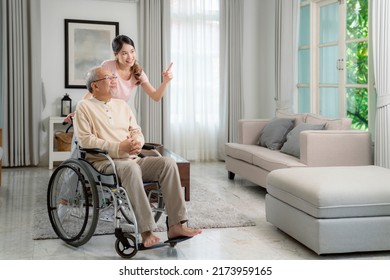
(300, 130, 373, 166)
(238, 119, 270, 145)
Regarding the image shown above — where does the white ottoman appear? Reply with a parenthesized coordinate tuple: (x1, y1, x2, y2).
(265, 165, 390, 254)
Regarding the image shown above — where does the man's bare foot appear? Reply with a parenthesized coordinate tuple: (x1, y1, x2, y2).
(168, 223, 203, 240)
(141, 231, 161, 248)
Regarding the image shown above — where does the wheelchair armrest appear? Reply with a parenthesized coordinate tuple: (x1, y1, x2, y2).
(79, 144, 161, 159)
(142, 143, 158, 150)
(79, 147, 108, 155)
(81, 144, 156, 153)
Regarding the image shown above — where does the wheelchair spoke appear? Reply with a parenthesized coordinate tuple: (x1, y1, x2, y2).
(47, 159, 99, 247)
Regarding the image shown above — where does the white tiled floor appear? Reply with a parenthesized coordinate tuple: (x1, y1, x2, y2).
(1, 161, 390, 260)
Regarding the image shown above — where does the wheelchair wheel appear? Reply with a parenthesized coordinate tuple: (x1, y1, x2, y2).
(47, 159, 99, 247)
(115, 232, 137, 259)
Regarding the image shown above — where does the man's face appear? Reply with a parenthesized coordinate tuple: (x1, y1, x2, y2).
(91, 68, 118, 99)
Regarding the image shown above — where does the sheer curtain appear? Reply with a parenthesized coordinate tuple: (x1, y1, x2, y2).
(164, 0, 220, 161)
(0, 0, 41, 167)
(274, 0, 299, 112)
(372, 0, 390, 168)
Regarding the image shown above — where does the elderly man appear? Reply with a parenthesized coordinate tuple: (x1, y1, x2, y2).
(74, 66, 202, 248)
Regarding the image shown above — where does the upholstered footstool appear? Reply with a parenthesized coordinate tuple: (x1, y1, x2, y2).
(265, 165, 390, 255)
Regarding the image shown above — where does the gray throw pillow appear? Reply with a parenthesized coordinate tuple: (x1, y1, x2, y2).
(280, 123, 326, 158)
(259, 118, 295, 150)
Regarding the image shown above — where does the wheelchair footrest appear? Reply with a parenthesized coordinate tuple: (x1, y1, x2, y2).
(138, 236, 191, 250)
(164, 236, 192, 244)
(137, 242, 167, 251)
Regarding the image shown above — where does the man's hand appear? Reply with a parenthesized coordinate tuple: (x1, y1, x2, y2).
(119, 137, 142, 155)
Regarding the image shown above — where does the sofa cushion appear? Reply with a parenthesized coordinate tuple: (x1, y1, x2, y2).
(225, 143, 254, 164)
(267, 166, 390, 218)
(258, 118, 295, 150)
(252, 148, 306, 172)
(305, 114, 351, 130)
(280, 123, 325, 158)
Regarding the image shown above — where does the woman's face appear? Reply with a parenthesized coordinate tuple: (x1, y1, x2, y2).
(116, 43, 136, 68)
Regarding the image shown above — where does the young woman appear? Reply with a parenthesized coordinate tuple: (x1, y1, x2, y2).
(85, 34, 173, 102)
(64, 34, 172, 122)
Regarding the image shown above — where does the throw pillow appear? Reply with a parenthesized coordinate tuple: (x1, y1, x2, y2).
(275, 110, 306, 126)
(259, 118, 295, 150)
(305, 114, 352, 130)
(280, 123, 326, 158)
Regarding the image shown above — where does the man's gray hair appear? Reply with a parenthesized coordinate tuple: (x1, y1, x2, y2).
(85, 66, 100, 93)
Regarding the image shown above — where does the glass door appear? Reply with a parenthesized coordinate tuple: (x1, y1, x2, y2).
(297, 0, 369, 129)
(317, 0, 343, 118)
(297, 3, 310, 113)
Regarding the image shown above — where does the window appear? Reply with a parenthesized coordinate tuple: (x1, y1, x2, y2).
(297, 0, 369, 130)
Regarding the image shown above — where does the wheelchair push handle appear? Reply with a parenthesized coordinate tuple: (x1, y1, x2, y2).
(62, 116, 73, 133)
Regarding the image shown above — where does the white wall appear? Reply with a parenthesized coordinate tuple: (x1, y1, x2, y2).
(40, 0, 138, 165)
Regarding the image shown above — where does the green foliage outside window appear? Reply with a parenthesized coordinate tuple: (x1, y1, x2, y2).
(345, 0, 368, 130)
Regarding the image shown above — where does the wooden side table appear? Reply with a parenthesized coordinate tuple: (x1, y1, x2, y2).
(162, 149, 190, 201)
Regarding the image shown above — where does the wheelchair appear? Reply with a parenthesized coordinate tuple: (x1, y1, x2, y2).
(47, 144, 168, 259)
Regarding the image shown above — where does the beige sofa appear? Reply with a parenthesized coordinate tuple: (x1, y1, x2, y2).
(225, 112, 373, 188)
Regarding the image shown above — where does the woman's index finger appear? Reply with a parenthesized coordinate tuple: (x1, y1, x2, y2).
(165, 62, 173, 71)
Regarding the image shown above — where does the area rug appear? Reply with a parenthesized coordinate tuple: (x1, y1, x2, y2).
(33, 181, 256, 240)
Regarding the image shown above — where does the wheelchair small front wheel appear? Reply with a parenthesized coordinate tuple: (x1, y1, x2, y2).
(115, 232, 138, 259)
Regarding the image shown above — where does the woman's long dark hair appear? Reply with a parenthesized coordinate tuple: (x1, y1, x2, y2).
(112, 35, 142, 85)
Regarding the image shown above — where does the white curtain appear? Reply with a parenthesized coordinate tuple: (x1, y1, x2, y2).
(274, 0, 299, 111)
(164, 0, 220, 161)
(0, 0, 41, 167)
(373, 0, 390, 168)
(138, 0, 170, 144)
(218, 0, 243, 158)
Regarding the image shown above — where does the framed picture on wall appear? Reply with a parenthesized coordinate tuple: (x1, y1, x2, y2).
(65, 19, 119, 88)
